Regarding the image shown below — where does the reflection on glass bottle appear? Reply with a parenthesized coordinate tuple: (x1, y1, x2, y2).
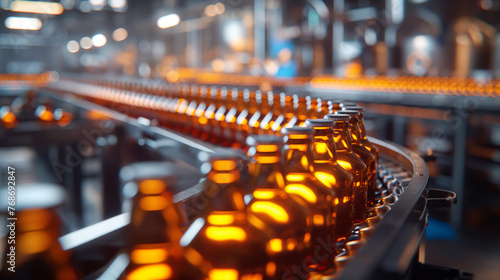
(339, 110, 377, 207)
(271, 93, 294, 134)
(224, 88, 245, 148)
(325, 114, 368, 223)
(193, 86, 209, 141)
(305, 119, 355, 241)
(123, 179, 208, 280)
(181, 154, 274, 280)
(235, 89, 255, 144)
(248, 91, 265, 136)
(281, 127, 336, 270)
(246, 135, 312, 279)
(257, 92, 279, 135)
(204, 86, 222, 144)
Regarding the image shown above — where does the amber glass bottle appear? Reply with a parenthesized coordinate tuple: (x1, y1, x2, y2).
(1, 206, 77, 280)
(182, 155, 274, 280)
(339, 110, 377, 207)
(203, 86, 221, 144)
(263, 93, 283, 135)
(176, 84, 192, 134)
(294, 95, 309, 127)
(248, 91, 265, 135)
(186, 85, 201, 137)
(237, 89, 260, 141)
(234, 89, 255, 144)
(123, 179, 208, 280)
(223, 88, 240, 145)
(225, 88, 246, 148)
(325, 114, 368, 223)
(0, 185, 77, 280)
(214, 87, 230, 146)
(257, 92, 277, 134)
(192, 86, 209, 140)
(163, 85, 181, 130)
(246, 135, 312, 278)
(305, 119, 355, 240)
(281, 127, 336, 270)
(342, 106, 379, 203)
(271, 93, 294, 134)
(341, 106, 379, 161)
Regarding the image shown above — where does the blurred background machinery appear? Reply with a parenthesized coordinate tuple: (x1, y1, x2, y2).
(1, 0, 500, 279)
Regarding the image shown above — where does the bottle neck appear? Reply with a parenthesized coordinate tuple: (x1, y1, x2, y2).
(283, 136, 315, 174)
(282, 96, 294, 116)
(311, 128, 338, 163)
(333, 121, 353, 152)
(348, 118, 363, 145)
(357, 113, 368, 140)
(206, 165, 246, 212)
(248, 158, 285, 190)
(130, 190, 181, 245)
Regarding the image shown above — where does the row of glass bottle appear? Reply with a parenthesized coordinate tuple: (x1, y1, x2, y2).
(49, 78, 384, 279)
(0, 130, 395, 280)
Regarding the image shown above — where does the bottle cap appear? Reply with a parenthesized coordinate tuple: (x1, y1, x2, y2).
(342, 106, 365, 112)
(305, 118, 334, 128)
(337, 110, 360, 117)
(324, 114, 350, 121)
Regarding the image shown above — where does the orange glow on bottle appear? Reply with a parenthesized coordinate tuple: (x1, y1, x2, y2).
(124, 177, 208, 280)
(325, 114, 368, 223)
(339, 110, 377, 207)
(182, 155, 273, 280)
(246, 135, 312, 278)
(305, 119, 355, 241)
(5, 208, 78, 280)
(281, 127, 336, 270)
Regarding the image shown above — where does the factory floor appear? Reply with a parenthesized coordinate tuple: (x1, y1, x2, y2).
(425, 213, 500, 280)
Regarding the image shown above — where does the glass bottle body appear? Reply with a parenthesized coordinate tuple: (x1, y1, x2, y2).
(246, 136, 312, 277)
(282, 129, 336, 270)
(345, 115, 377, 207)
(123, 179, 207, 280)
(184, 157, 274, 280)
(331, 120, 368, 223)
(307, 122, 355, 240)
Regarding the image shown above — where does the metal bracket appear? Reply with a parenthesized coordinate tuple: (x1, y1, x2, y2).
(426, 188, 457, 209)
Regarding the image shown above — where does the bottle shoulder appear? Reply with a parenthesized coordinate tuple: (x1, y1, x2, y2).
(313, 162, 354, 183)
(352, 144, 376, 163)
(336, 152, 367, 170)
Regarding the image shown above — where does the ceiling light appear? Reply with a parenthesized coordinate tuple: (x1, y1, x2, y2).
(5, 16, 42, 30)
(10, 1, 64, 15)
(92, 34, 107, 47)
(157, 14, 180, 29)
